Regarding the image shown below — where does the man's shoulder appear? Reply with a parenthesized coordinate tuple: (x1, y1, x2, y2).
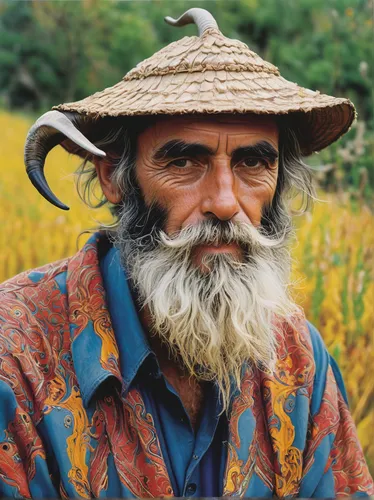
(304, 320, 329, 365)
(277, 312, 333, 384)
(0, 256, 70, 297)
(279, 313, 349, 410)
(278, 312, 329, 360)
(0, 256, 72, 341)
(276, 311, 317, 354)
(0, 256, 76, 417)
(0, 232, 108, 336)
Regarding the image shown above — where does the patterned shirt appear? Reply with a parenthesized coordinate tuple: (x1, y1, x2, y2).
(0, 231, 372, 498)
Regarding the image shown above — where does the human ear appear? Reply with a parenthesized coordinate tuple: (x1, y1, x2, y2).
(93, 157, 122, 205)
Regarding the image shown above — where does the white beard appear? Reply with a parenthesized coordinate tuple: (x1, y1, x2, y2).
(119, 220, 299, 411)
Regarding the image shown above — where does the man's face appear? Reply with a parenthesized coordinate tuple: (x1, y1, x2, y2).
(135, 114, 279, 267)
(109, 114, 295, 407)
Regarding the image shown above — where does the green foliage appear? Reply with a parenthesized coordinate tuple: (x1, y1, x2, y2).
(0, 0, 373, 193)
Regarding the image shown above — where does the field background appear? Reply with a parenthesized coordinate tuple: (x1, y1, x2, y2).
(1, 0, 373, 476)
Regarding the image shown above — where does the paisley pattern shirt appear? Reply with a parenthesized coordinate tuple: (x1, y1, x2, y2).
(0, 231, 372, 498)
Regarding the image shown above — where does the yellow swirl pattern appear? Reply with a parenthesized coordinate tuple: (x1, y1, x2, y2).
(44, 375, 90, 498)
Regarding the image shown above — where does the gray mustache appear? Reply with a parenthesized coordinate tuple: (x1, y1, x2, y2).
(159, 219, 288, 252)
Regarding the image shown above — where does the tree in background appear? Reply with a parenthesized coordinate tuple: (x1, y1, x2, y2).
(0, 0, 373, 194)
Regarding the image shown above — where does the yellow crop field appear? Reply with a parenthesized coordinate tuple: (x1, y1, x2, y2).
(292, 201, 374, 469)
(1, 110, 373, 473)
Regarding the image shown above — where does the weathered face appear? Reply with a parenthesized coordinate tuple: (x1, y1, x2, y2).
(107, 115, 294, 398)
(135, 114, 279, 265)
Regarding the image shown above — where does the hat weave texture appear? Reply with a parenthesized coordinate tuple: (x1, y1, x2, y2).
(53, 20, 355, 155)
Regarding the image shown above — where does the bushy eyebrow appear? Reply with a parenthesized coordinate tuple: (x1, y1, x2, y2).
(231, 141, 279, 165)
(152, 140, 215, 162)
(152, 139, 278, 165)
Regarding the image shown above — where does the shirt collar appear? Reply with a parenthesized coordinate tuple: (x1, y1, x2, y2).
(99, 243, 156, 391)
(67, 232, 155, 407)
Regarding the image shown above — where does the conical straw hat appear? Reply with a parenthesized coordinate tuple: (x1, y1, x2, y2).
(53, 8, 355, 156)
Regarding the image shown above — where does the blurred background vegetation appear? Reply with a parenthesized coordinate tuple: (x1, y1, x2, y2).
(0, 0, 373, 475)
(1, 0, 373, 200)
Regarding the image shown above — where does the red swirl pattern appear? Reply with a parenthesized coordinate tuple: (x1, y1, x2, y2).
(0, 233, 372, 497)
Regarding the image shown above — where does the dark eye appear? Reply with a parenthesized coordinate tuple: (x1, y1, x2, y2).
(241, 157, 267, 168)
(168, 158, 193, 169)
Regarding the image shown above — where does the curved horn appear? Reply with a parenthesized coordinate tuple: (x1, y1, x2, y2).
(164, 8, 219, 36)
(24, 110, 106, 210)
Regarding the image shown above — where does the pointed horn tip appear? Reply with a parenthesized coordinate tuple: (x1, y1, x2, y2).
(56, 202, 70, 211)
(164, 8, 219, 36)
(28, 109, 107, 159)
(164, 15, 177, 26)
(39, 189, 70, 211)
(27, 167, 70, 211)
(94, 149, 106, 158)
(41, 191, 70, 211)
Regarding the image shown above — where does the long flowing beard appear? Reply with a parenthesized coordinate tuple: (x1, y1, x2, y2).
(111, 198, 299, 411)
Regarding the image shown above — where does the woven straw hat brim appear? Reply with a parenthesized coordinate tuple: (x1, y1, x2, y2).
(54, 70, 354, 156)
(53, 28, 355, 156)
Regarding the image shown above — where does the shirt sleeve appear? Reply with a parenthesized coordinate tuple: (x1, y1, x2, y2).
(0, 377, 34, 498)
(0, 339, 58, 498)
(305, 322, 374, 497)
(326, 357, 374, 496)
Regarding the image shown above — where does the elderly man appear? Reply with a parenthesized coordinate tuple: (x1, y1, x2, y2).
(0, 8, 372, 499)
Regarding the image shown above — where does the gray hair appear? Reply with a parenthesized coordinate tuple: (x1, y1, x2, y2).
(74, 116, 316, 232)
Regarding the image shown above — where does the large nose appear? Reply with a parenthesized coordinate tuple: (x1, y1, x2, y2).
(201, 161, 239, 221)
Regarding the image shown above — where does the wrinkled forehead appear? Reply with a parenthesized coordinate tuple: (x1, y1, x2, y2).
(137, 114, 279, 153)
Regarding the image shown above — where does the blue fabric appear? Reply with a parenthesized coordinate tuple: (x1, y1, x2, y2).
(0, 231, 372, 498)
(299, 321, 352, 498)
(307, 320, 349, 411)
(100, 246, 228, 496)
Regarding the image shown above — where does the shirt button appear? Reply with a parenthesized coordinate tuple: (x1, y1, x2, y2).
(185, 483, 197, 496)
(192, 454, 199, 460)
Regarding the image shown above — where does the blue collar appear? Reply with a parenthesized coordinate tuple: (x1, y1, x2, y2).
(99, 245, 157, 393)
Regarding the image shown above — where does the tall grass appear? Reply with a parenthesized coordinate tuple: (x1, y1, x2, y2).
(1, 110, 373, 471)
(292, 198, 374, 466)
